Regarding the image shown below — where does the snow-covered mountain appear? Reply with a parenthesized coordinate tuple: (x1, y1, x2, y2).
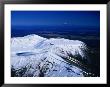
(11, 34, 90, 77)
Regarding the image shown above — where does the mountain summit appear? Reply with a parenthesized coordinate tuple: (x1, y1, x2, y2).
(11, 34, 90, 77)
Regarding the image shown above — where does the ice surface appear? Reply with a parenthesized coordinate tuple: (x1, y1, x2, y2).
(11, 34, 87, 77)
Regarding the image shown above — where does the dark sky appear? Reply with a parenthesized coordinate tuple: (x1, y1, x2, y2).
(11, 11, 100, 27)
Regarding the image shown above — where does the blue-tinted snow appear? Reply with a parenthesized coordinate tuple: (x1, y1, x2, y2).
(11, 34, 87, 77)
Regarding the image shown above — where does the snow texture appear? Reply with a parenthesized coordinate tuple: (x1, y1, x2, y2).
(11, 34, 87, 77)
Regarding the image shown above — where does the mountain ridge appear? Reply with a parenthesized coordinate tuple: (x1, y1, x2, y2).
(11, 34, 91, 77)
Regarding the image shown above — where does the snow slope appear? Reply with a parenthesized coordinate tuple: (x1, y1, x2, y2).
(11, 34, 88, 77)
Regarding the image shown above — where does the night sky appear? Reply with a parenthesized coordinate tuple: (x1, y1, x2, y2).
(11, 11, 100, 27)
